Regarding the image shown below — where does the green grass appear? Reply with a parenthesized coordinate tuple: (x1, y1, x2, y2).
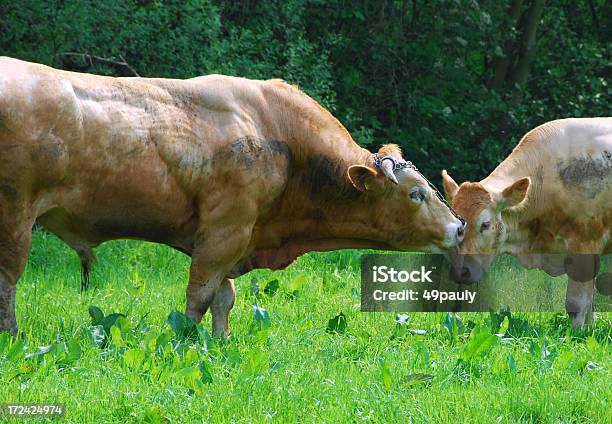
(0, 231, 610, 423)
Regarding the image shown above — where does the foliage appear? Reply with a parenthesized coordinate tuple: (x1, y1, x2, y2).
(0, 233, 610, 421)
(0, 1, 609, 184)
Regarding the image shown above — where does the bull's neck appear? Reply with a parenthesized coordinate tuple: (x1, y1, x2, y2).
(269, 83, 369, 167)
(264, 84, 398, 248)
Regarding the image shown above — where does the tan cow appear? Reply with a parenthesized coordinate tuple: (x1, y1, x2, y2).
(0, 57, 464, 336)
(442, 118, 612, 327)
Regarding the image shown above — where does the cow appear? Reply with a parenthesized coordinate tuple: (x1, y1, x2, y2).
(0, 57, 465, 336)
(441, 118, 612, 327)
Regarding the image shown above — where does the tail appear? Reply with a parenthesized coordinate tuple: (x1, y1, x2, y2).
(76, 247, 96, 291)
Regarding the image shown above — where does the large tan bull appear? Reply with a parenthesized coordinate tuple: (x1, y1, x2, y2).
(0, 57, 464, 336)
(442, 118, 612, 327)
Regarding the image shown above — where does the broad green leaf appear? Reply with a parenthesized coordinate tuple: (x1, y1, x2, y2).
(143, 331, 158, 351)
(6, 339, 24, 362)
(199, 360, 214, 384)
(380, 360, 393, 391)
(88, 306, 104, 326)
(263, 279, 279, 296)
(176, 366, 204, 392)
(113, 316, 132, 333)
(184, 348, 199, 366)
(102, 313, 127, 334)
(326, 312, 347, 334)
(124, 348, 146, 369)
(110, 326, 125, 347)
(65, 339, 82, 363)
(460, 327, 498, 364)
(8, 364, 35, 380)
(167, 311, 198, 341)
(156, 331, 172, 350)
(176, 366, 201, 381)
(0, 332, 11, 356)
(286, 274, 307, 294)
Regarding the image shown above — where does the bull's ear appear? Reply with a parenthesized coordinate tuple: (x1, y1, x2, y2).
(441, 170, 459, 202)
(348, 165, 383, 192)
(499, 177, 530, 208)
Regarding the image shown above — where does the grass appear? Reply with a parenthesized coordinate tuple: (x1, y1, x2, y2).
(0, 231, 610, 423)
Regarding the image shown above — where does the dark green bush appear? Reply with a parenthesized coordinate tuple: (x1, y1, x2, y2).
(0, 0, 609, 183)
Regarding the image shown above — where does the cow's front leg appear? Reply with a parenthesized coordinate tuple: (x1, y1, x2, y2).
(565, 277, 595, 328)
(564, 254, 598, 328)
(185, 223, 252, 335)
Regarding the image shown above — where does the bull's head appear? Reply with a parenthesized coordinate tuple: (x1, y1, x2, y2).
(347, 145, 465, 251)
(441, 170, 530, 283)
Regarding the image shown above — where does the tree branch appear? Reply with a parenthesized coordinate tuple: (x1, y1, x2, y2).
(56, 52, 140, 77)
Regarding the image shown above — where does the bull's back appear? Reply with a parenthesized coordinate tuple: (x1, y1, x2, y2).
(0, 58, 292, 250)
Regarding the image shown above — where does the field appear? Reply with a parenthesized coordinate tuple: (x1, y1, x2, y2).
(1, 231, 610, 423)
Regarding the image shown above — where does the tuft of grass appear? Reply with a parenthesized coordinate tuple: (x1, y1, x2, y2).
(0, 231, 610, 423)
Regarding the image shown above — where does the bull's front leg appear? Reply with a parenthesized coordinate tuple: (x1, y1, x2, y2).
(185, 223, 252, 337)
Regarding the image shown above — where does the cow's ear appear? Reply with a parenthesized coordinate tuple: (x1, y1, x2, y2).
(348, 165, 383, 192)
(499, 177, 530, 208)
(441, 170, 459, 202)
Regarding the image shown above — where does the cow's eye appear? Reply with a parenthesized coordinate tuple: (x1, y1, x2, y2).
(480, 221, 491, 232)
(410, 189, 425, 203)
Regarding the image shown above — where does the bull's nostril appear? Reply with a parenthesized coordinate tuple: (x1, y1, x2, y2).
(457, 226, 465, 238)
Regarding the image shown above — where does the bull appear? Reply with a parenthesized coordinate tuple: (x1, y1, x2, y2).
(0, 57, 464, 336)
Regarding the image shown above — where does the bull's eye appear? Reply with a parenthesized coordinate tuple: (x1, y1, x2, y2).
(480, 221, 492, 232)
(410, 189, 425, 203)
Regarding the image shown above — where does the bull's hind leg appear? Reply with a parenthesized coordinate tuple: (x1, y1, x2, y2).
(211, 278, 236, 338)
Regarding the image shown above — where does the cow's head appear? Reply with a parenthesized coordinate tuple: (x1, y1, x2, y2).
(347, 145, 465, 251)
(441, 170, 530, 283)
